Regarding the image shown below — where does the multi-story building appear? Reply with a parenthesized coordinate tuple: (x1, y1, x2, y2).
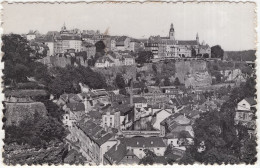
(145, 23, 211, 59)
(234, 97, 256, 136)
(101, 103, 134, 131)
(69, 118, 117, 165)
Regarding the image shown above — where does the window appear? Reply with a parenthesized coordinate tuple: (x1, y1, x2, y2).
(157, 148, 160, 150)
(139, 149, 142, 151)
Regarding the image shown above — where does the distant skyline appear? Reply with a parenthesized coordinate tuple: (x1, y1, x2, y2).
(2, 2, 256, 51)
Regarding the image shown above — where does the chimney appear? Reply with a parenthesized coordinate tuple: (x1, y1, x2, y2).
(115, 139, 120, 151)
(83, 97, 88, 114)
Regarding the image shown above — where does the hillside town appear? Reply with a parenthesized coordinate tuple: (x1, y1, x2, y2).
(2, 23, 257, 165)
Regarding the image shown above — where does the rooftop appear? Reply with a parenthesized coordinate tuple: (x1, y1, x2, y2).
(78, 118, 113, 146)
(244, 97, 257, 106)
(67, 102, 85, 112)
(104, 141, 127, 164)
(123, 137, 166, 148)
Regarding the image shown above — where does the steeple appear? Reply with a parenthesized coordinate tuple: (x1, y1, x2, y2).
(61, 22, 67, 31)
(169, 23, 175, 40)
(196, 32, 199, 44)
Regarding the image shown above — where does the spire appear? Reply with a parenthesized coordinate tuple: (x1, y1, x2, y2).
(170, 23, 174, 32)
(196, 32, 199, 44)
(61, 22, 66, 31)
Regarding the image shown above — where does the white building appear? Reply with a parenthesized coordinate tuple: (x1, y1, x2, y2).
(124, 137, 167, 159)
(26, 31, 36, 41)
(95, 56, 115, 68)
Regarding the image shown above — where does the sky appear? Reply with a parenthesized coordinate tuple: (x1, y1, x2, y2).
(2, 2, 256, 51)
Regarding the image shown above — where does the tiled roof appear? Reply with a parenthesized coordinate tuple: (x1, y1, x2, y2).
(123, 137, 166, 148)
(244, 97, 257, 106)
(78, 119, 113, 146)
(114, 103, 133, 115)
(115, 36, 128, 42)
(104, 142, 127, 164)
(60, 35, 81, 40)
(67, 102, 85, 111)
(166, 130, 193, 139)
(96, 56, 114, 63)
(160, 113, 191, 131)
(179, 106, 201, 118)
(88, 110, 102, 120)
(177, 40, 198, 46)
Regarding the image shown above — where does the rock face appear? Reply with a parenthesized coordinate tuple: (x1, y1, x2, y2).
(175, 60, 208, 83)
(93, 65, 137, 86)
(185, 71, 212, 88)
(5, 102, 47, 126)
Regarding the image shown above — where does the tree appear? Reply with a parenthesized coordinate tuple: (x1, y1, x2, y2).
(211, 45, 224, 59)
(95, 40, 106, 53)
(115, 73, 125, 89)
(139, 149, 157, 165)
(191, 47, 196, 57)
(152, 64, 157, 74)
(2, 34, 34, 85)
(203, 53, 209, 58)
(164, 77, 171, 86)
(136, 51, 153, 65)
(5, 112, 66, 148)
(48, 66, 107, 97)
(173, 77, 180, 86)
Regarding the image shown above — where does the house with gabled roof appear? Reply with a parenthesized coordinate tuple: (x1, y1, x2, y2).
(235, 97, 257, 134)
(103, 140, 139, 165)
(122, 137, 167, 159)
(95, 56, 115, 68)
(115, 36, 131, 51)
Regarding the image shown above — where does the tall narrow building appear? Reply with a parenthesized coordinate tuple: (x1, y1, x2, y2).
(169, 23, 175, 40)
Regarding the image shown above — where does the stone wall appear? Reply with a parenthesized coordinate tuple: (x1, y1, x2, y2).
(5, 102, 47, 126)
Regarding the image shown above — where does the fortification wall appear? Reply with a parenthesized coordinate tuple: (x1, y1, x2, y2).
(5, 102, 47, 126)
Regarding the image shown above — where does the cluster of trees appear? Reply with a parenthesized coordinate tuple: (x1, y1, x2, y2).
(5, 112, 66, 148)
(225, 50, 256, 62)
(135, 51, 153, 65)
(2, 34, 45, 86)
(46, 66, 107, 98)
(211, 45, 224, 59)
(181, 77, 257, 164)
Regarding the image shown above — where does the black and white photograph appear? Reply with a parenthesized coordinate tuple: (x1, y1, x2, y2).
(0, 1, 258, 166)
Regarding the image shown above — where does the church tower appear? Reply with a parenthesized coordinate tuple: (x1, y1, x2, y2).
(61, 22, 67, 31)
(196, 33, 199, 45)
(169, 23, 175, 40)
